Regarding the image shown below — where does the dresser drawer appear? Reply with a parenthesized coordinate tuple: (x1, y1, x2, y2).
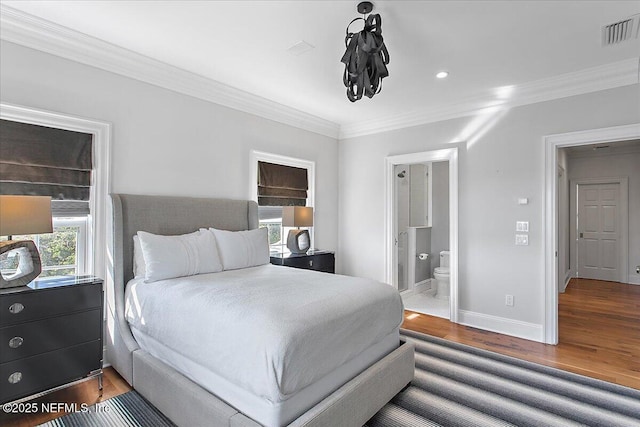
(283, 253, 335, 273)
(0, 340, 102, 403)
(0, 309, 102, 363)
(0, 284, 101, 326)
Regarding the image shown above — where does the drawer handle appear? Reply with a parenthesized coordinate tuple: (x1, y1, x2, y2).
(8, 372, 22, 384)
(9, 303, 24, 314)
(9, 336, 24, 349)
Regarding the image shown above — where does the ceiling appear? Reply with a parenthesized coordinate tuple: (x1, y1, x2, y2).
(2, 1, 639, 136)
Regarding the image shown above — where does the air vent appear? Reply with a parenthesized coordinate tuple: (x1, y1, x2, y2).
(602, 15, 639, 46)
(286, 40, 315, 56)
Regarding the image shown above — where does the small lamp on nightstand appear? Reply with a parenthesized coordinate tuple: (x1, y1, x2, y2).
(282, 206, 313, 254)
(0, 195, 53, 288)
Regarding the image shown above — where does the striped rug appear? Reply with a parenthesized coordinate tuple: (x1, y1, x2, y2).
(38, 391, 174, 427)
(42, 329, 640, 426)
(367, 329, 640, 427)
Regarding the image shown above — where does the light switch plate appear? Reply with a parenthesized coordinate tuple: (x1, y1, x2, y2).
(516, 221, 529, 232)
(515, 234, 529, 246)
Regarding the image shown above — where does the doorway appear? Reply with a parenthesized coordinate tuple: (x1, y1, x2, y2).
(384, 148, 458, 322)
(544, 123, 640, 344)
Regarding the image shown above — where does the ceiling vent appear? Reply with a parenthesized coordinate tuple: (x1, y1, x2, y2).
(286, 40, 315, 56)
(602, 15, 640, 46)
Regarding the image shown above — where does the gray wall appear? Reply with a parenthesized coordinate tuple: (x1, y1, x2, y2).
(0, 41, 339, 253)
(430, 161, 449, 275)
(567, 148, 640, 285)
(338, 84, 640, 332)
(557, 149, 570, 291)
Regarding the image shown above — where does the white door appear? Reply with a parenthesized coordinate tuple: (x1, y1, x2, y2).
(577, 183, 621, 281)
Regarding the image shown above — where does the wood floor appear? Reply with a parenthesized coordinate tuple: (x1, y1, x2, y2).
(0, 367, 131, 427)
(402, 278, 640, 390)
(3, 278, 638, 426)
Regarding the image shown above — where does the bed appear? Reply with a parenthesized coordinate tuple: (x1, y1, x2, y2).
(107, 194, 414, 427)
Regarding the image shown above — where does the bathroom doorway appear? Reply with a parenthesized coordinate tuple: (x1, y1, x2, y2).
(384, 149, 458, 322)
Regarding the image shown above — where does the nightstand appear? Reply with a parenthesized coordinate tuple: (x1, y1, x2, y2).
(270, 250, 335, 274)
(0, 275, 103, 404)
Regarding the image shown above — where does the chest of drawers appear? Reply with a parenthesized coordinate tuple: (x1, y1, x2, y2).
(0, 275, 103, 403)
(270, 250, 335, 274)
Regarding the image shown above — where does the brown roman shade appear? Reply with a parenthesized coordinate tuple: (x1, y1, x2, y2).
(0, 119, 93, 216)
(258, 161, 308, 207)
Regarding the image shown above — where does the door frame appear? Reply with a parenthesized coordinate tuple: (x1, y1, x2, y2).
(384, 148, 458, 322)
(571, 177, 628, 283)
(544, 123, 640, 344)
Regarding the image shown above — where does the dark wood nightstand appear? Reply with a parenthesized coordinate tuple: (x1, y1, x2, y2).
(270, 250, 335, 274)
(0, 275, 103, 404)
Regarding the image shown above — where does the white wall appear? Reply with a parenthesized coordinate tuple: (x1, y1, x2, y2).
(567, 148, 640, 285)
(0, 41, 339, 253)
(338, 84, 640, 340)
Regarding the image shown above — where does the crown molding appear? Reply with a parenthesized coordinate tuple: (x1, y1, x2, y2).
(1, 5, 637, 142)
(339, 57, 639, 139)
(0, 5, 339, 139)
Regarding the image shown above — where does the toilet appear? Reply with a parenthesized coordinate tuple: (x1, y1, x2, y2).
(433, 251, 450, 300)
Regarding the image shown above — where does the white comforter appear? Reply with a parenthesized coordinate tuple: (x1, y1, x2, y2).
(125, 264, 403, 404)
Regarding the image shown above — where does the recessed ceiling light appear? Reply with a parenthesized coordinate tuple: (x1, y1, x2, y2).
(436, 71, 449, 79)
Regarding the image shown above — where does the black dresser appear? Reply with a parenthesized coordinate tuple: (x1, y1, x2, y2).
(0, 275, 103, 404)
(270, 250, 335, 274)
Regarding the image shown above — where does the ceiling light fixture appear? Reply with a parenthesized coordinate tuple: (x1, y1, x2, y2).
(340, 1, 390, 102)
(436, 71, 449, 79)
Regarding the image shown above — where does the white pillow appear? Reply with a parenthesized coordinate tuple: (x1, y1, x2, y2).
(137, 230, 223, 282)
(209, 227, 269, 270)
(132, 235, 146, 278)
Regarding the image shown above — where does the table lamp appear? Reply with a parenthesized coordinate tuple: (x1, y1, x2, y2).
(282, 206, 313, 254)
(0, 195, 53, 288)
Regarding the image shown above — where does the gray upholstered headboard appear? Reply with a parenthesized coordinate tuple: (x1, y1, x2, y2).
(107, 194, 258, 384)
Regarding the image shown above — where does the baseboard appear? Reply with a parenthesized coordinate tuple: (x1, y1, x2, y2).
(627, 276, 640, 285)
(400, 279, 432, 298)
(414, 279, 432, 293)
(458, 310, 544, 342)
(560, 274, 572, 293)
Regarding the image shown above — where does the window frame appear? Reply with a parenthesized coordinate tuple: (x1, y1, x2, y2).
(0, 103, 111, 280)
(249, 151, 316, 252)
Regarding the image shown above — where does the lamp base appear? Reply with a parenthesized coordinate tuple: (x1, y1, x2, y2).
(0, 240, 42, 288)
(286, 229, 311, 255)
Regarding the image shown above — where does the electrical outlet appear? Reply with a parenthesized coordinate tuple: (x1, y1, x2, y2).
(515, 234, 529, 245)
(505, 294, 514, 306)
(516, 221, 529, 232)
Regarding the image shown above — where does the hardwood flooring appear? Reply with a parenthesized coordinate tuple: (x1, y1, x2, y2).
(0, 367, 131, 427)
(3, 278, 638, 426)
(402, 278, 640, 390)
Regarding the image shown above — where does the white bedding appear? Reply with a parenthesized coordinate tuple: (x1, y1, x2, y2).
(125, 264, 403, 425)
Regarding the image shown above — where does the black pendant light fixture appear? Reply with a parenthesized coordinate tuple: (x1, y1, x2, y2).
(340, 1, 390, 102)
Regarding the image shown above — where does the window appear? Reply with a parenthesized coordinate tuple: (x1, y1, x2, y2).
(0, 117, 94, 278)
(250, 151, 315, 253)
(0, 217, 88, 277)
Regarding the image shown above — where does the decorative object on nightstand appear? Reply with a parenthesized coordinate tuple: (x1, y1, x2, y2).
(0, 275, 104, 404)
(270, 250, 335, 274)
(282, 206, 313, 254)
(0, 195, 53, 289)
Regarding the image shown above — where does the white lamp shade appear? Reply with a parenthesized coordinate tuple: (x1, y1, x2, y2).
(0, 195, 53, 236)
(282, 206, 313, 227)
